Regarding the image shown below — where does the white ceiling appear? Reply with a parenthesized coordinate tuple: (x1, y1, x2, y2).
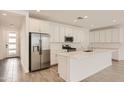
(29, 10, 124, 29)
(0, 10, 24, 29)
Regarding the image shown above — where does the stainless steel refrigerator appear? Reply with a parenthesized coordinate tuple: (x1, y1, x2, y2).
(29, 32, 50, 72)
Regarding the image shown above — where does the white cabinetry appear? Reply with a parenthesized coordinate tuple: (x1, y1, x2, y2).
(59, 24, 65, 42)
(50, 44, 62, 65)
(99, 31, 105, 42)
(94, 31, 100, 42)
(49, 22, 60, 42)
(112, 29, 120, 42)
(105, 29, 112, 42)
(77, 30, 82, 42)
(64, 26, 73, 36)
(40, 20, 50, 34)
(89, 31, 95, 42)
(29, 18, 50, 34)
(58, 56, 67, 80)
(89, 28, 120, 43)
(29, 18, 40, 32)
(72, 29, 78, 42)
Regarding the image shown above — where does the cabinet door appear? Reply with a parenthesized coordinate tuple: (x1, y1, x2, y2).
(58, 56, 67, 80)
(50, 23, 60, 42)
(59, 25, 65, 42)
(76, 30, 82, 42)
(80, 31, 84, 43)
(105, 30, 112, 42)
(72, 30, 77, 42)
(29, 18, 40, 32)
(112, 29, 120, 42)
(99, 31, 105, 42)
(40, 21, 50, 34)
(65, 26, 73, 36)
(94, 31, 100, 42)
(89, 31, 95, 42)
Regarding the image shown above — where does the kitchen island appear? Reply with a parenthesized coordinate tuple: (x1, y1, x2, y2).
(57, 49, 113, 82)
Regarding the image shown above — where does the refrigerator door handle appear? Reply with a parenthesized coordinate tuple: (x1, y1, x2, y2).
(37, 46, 39, 52)
(39, 40, 42, 55)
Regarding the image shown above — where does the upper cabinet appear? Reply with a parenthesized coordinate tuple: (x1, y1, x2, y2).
(99, 31, 105, 42)
(49, 22, 60, 42)
(105, 29, 112, 42)
(59, 24, 65, 42)
(29, 18, 50, 33)
(29, 18, 89, 43)
(112, 28, 120, 42)
(29, 18, 40, 32)
(94, 31, 100, 42)
(40, 20, 50, 34)
(89, 31, 95, 42)
(89, 28, 120, 43)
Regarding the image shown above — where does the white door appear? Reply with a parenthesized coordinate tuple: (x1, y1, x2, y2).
(6, 31, 18, 58)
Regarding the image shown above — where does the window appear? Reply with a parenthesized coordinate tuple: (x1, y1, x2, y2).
(9, 33, 16, 37)
(9, 38, 16, 43)
(8, 32, 17, 55)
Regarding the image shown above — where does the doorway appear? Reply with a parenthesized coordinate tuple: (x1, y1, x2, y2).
(6, 31, 19, 58)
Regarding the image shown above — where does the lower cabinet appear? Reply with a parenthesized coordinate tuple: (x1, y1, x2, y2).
(112, 51, 119, 60)
(58, 55, 67, 80)
(50, 44, 62, 65)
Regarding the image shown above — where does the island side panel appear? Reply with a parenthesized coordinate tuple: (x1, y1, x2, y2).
(69, 52, 112, 81)
(57, 55, 68, 81)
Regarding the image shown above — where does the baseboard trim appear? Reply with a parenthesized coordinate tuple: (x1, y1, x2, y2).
(112, 59, 119, 62)
(21, 61, 29, 73)
(50, 64, 58, 67)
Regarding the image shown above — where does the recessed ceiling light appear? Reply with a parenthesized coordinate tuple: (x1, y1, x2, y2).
(10, 24, 14, 27)
(91, 25, 94, 27)
(112, 19, 116, 22)
(36, 10, 40, 12)
(2, 13, 7, 16)
(74, 19, 78, 22)
(84, 16, 88, 19)
(77, 16, 83, 19)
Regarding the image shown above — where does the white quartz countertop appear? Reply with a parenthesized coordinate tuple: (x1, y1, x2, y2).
(57, 49, 116, 58)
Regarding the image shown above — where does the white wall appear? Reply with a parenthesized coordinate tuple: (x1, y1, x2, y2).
(20, 16, 29, 73)
(0, 25, 20, 59)
(118, 26, 124, 60)
(19, 12, 29, 73)
(0, 25, 3, 60)
(0, 25, 6, 59)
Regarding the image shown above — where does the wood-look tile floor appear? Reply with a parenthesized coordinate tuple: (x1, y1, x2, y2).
(0, 58, 124, 82)
(0, 58, 64, 82)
